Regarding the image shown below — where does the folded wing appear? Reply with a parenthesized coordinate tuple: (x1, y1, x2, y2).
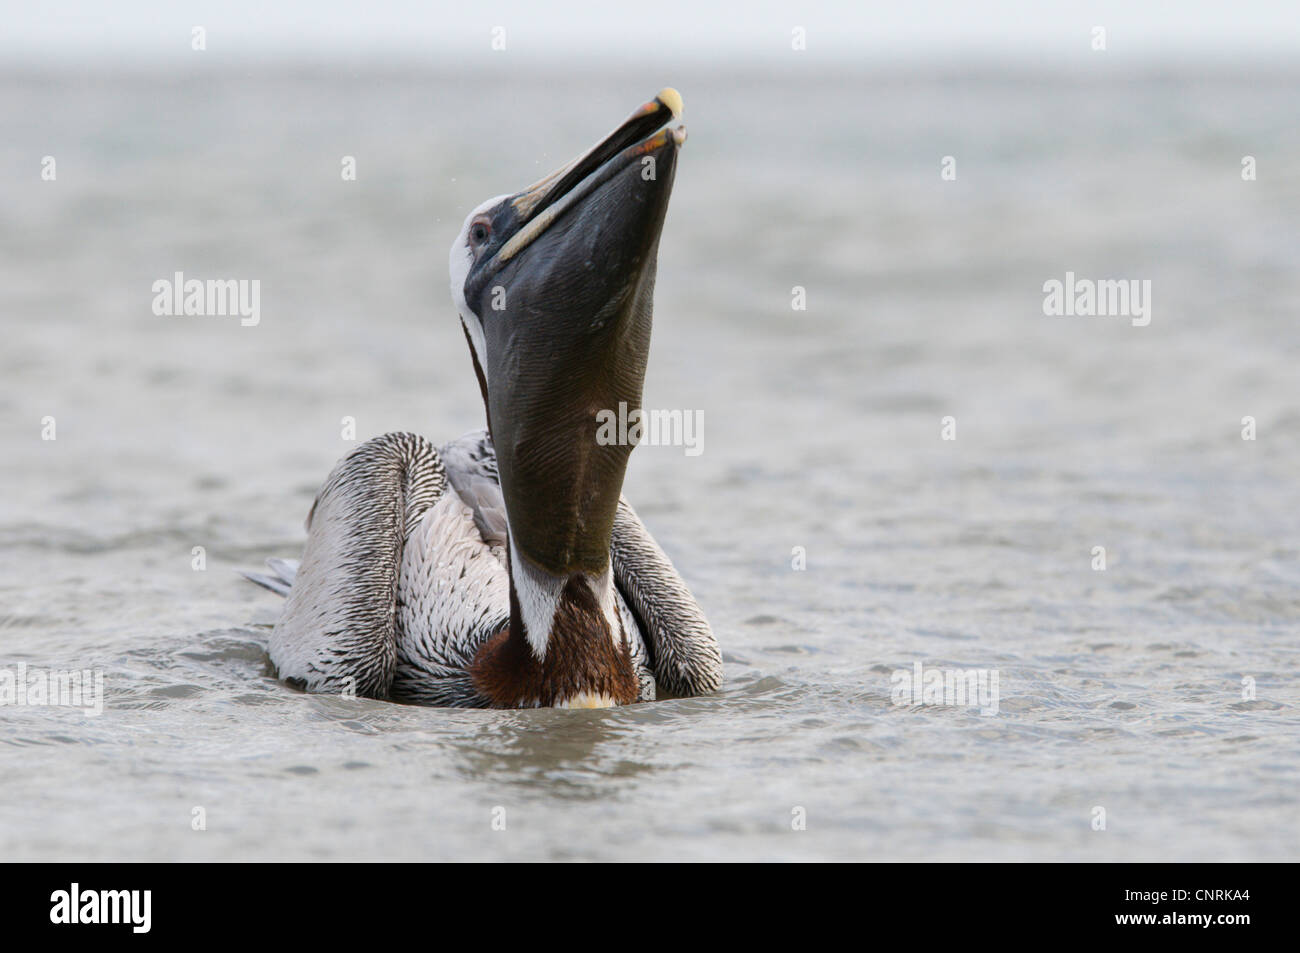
(269, 432, 446, 699)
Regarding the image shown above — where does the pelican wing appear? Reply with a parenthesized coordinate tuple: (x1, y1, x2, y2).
(610, 499, 722, 697)
(269, 432, 446, 699)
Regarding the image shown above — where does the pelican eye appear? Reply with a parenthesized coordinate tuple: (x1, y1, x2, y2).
(470, 221, 491, 247)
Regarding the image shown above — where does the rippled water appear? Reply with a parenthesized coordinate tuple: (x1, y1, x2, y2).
(2, 63, 1298, 860)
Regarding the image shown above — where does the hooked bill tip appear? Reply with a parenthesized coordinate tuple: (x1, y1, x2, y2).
(656, 87, 683, 118)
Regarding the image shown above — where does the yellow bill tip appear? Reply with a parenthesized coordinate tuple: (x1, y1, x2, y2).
(656, 87, 684, 119)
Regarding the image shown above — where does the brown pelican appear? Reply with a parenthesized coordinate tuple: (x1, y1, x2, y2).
(244, 89, 721, 709)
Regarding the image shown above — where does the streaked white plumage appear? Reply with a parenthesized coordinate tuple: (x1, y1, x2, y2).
(252, 429, 704, 707)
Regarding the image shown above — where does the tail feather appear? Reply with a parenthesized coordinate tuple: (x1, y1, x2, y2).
(239, 558, 300, 598)
(266, 557, 299, 584)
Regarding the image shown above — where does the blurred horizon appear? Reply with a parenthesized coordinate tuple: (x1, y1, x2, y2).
(3, 0, 1299, 68)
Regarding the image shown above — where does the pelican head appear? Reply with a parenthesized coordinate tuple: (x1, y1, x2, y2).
(449, 89, 685, 706)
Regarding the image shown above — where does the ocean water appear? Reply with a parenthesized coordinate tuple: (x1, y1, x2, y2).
(1, 62, 1298, 861)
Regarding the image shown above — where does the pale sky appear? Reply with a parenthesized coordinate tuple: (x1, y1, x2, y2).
(2, 0, 1298, 63)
